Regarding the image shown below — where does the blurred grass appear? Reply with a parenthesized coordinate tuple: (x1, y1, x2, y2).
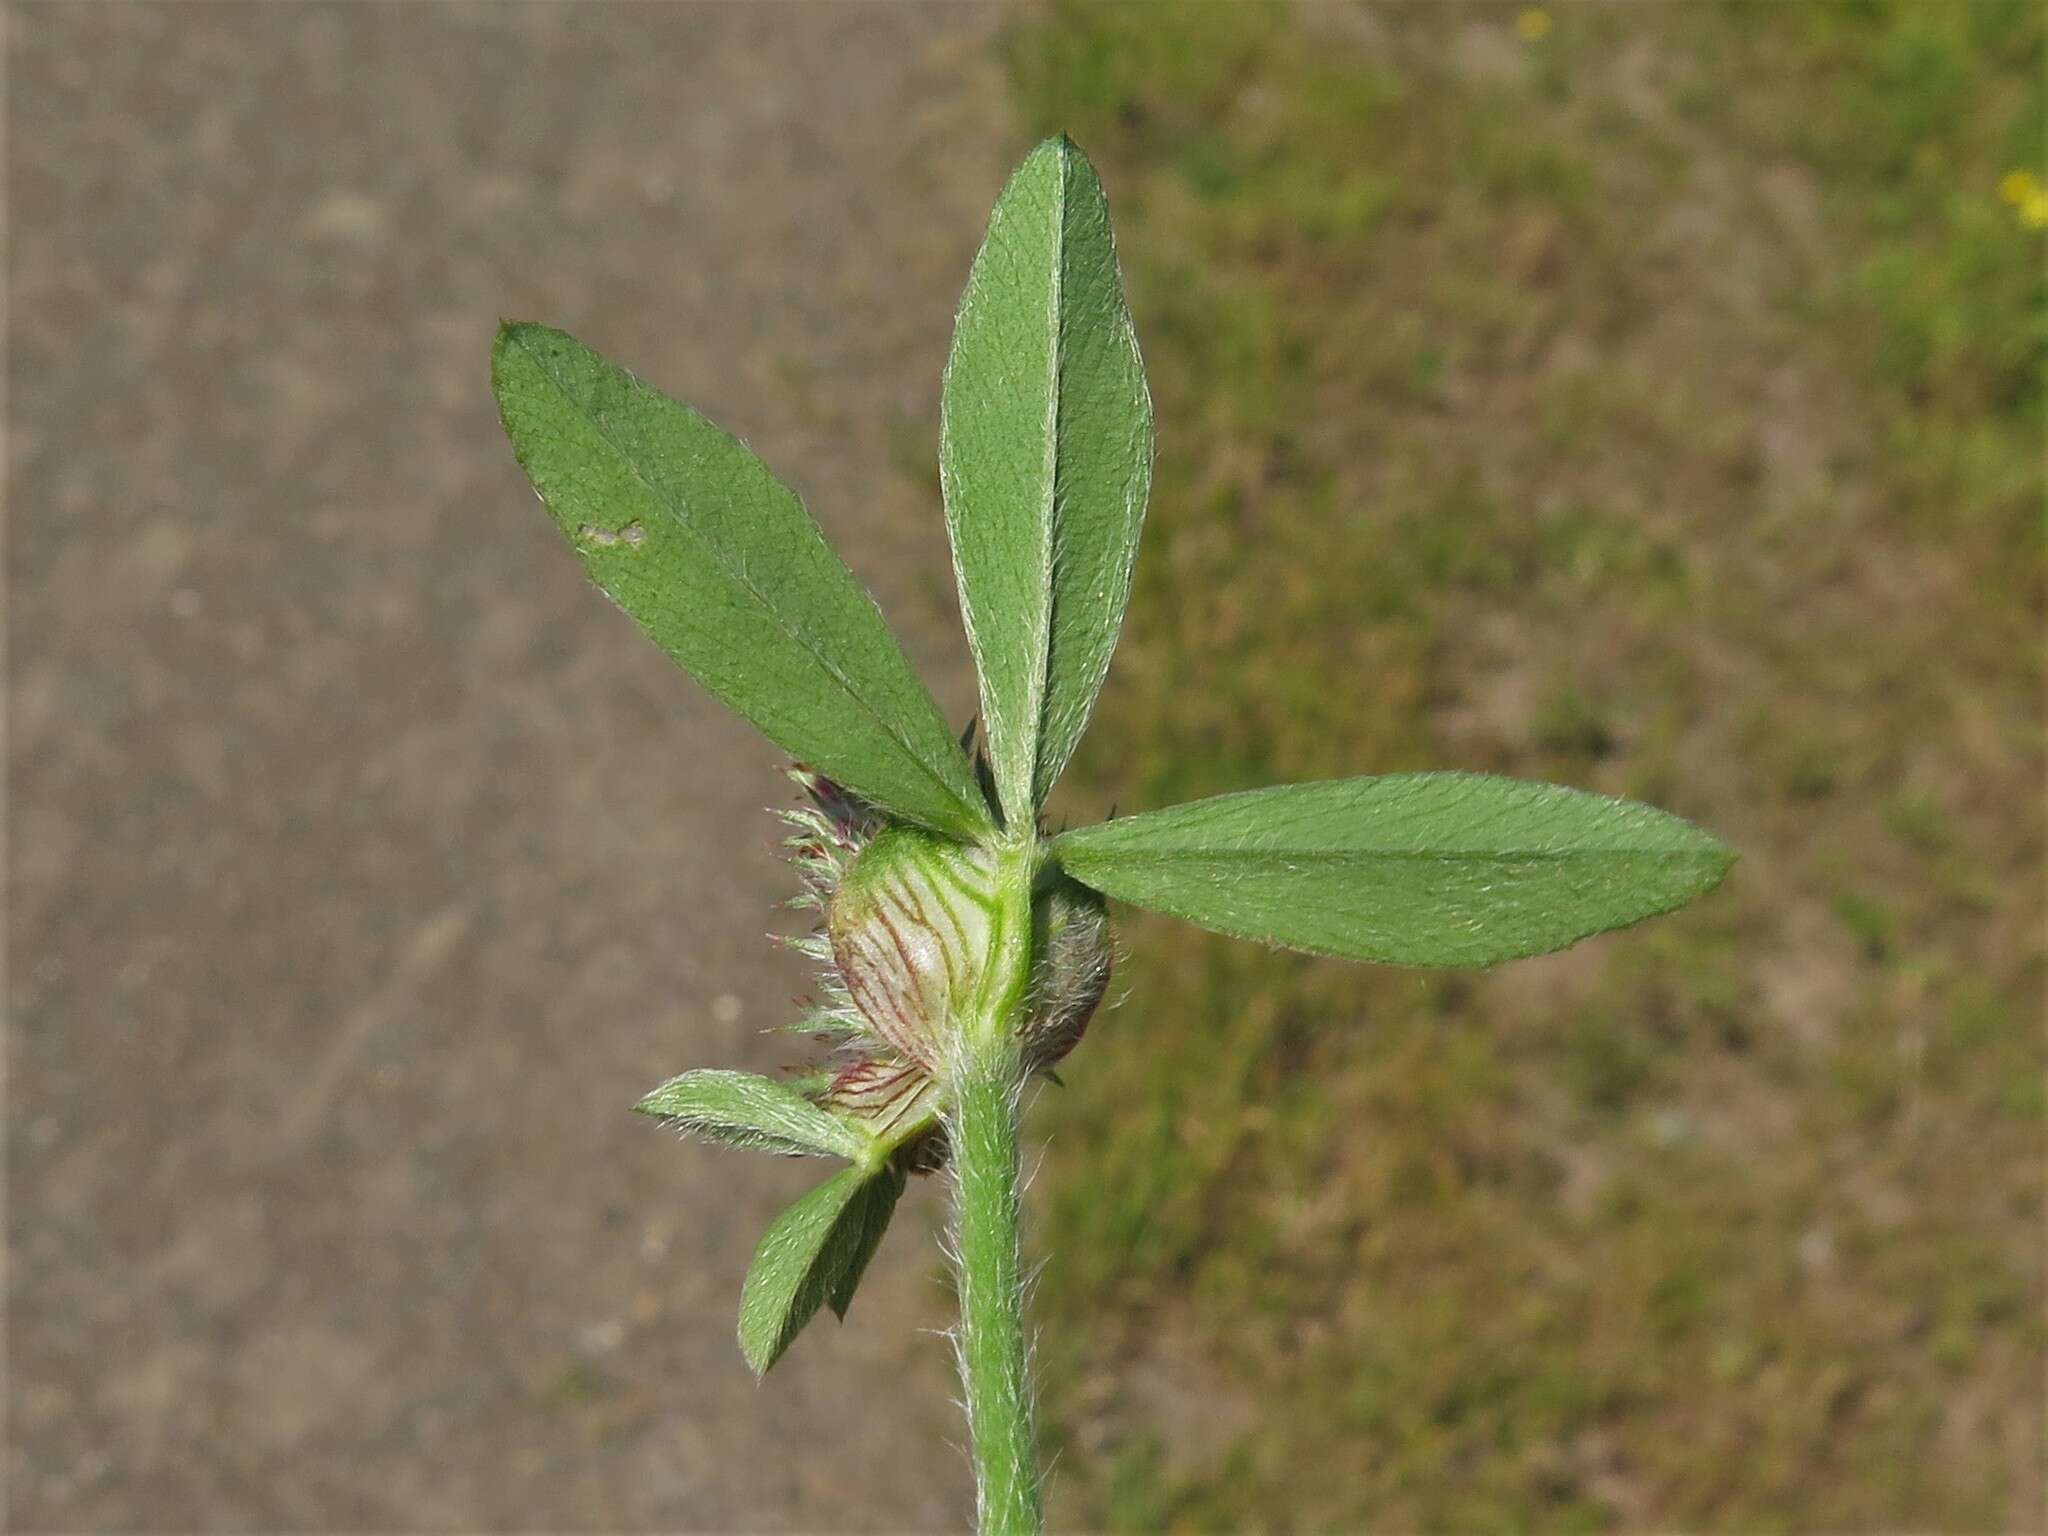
(980, 2, 2044, 1529)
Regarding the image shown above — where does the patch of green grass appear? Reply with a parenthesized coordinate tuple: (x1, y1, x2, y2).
(1531, 682, 1618, 762)
(980, 2, 2044, 1528)
(1830, 888, 1895, 961)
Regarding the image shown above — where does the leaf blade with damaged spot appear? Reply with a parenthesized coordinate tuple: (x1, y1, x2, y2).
(492, 322, 993, 839)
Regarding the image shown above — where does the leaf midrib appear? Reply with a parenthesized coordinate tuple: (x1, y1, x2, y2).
(1021, 145, 1069, 818)
(1058, 845, 1723, 865)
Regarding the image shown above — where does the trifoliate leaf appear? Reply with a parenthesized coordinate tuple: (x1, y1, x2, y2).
(940, 137, 1152, 827)
(492, 323, 992, 839)
(635, 1069, 869, 1161)
(1053, 773, 1734, 968)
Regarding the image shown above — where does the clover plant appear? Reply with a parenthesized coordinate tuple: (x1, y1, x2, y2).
(491, 136, 1733, 1534)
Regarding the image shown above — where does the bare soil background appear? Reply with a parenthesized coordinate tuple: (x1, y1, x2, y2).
(9, 5, 1017, 1529)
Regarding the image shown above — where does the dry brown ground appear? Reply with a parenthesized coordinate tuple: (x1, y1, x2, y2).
(8, 5, 1022, 1529)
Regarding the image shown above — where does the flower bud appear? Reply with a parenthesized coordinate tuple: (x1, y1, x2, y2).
(826, 827, 1112, 1075)
(1020, 876, 1111, 1071)
(828, 826, 1000, 1071)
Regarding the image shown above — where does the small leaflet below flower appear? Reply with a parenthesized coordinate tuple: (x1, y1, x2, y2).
(738, 1160, 911, 1374)
(635, 1069, 869, 1162)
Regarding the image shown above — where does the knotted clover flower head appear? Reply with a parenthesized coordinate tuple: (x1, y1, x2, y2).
(777, 760, 1110, 1175)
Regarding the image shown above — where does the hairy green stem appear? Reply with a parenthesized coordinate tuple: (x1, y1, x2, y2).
(948, 841, 1043, 1534)
(951, 1039, 1040, 1534)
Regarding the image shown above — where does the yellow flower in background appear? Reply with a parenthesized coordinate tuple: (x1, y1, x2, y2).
(1516, 7, 1553, 43)
(1998, 171, 2047, 229)
(1998, 169, 2038, 206)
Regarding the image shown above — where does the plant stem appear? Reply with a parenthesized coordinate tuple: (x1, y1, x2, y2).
(950, 1036, 1040, 1535)
(948, 840, 1042, 1534)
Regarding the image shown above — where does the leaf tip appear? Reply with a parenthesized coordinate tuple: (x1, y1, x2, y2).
(738, 1327, 776, 1379)
(489, 320, 549, 410)
(1668, 811, 1738, 887)
(1022, 131, 1098, 187)
(491, 317, 531, 361)
(491, 319, 571, 380)
(630, 1071, 688, 1119)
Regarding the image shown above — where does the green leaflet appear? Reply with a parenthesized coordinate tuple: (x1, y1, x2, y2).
(1052, 773, 1735, 968)
(828, 1162, 908, 1319)
(940, 136, 1153, 829)
(637, 1074, 910, 1360)
(738, 1165, 902, 1375)
(634, 1070, 870, 1162)
(492, 323, 992, 840)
